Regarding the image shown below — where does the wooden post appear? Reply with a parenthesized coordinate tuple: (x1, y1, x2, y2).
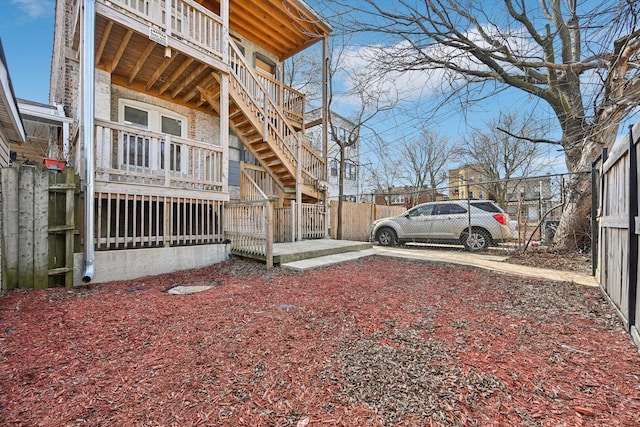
(265, 200, 273, 269)
(0, 168, 20, 290)
(64, 169, 76, 288)
(628, 125, 638, 330)
(33, 169, 48, 289)
(296, 133, 302, 241)
(18, 166, 35, 289)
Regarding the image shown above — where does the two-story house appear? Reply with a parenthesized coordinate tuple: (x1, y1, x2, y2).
(50, 0, 331, 283)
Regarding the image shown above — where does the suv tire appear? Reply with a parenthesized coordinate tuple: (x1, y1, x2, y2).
(376, 227, 397, 247)
(461, 228, 491, 251)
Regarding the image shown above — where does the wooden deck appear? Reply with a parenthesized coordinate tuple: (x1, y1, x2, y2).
(233, 239, 372, 264)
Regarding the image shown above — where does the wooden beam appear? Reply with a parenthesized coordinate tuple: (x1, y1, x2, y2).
(95, 20, 113, 67)
(183, 73, 217, 103)
(171, 63, 208, 99)
(145, 55, 174, 91)
(196, 84, 220, 112)
(158, 57, 194, 95)
(128, 41, 157, 85)
(110, 29, 133, 73)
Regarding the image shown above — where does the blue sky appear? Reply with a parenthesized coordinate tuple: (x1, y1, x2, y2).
(0, 0, 592, 177)
(0, 0, 54, 104)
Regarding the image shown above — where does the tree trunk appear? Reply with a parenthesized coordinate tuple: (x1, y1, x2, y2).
(553, 133, 606, 251)
(336, 145, 345, 240)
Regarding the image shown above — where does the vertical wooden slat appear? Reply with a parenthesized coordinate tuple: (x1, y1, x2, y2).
(64, 169, 75, 288)
(1, 168, 19, 289)
(156, 196, 161, 246)
(163, 196, 169, 247)
(97, 193, 103, 248)
(131, 193, 137, 246)
(33, 169, 48, 289)
(124, 194, 130, 247)
(18, 166, 35, 289)
(107, 192, 113, 248)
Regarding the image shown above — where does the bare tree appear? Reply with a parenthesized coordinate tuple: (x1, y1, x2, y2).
(454, 112, 544, 206)
(326, 37, 399, 239)
(284, 51, 323, 108)
(401, 130, 452, 206)
(366, 135, 405, 206)
(318, 0, 640, 250)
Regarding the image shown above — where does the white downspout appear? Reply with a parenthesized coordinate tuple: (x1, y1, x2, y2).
(82, 0, 96, 282)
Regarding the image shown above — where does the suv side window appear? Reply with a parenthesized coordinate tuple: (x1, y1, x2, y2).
(408, 204, 435, 217)
(434, 204, 467, 215)
(471, 202, 502, 213)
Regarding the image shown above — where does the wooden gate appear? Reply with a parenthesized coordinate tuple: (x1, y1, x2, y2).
(0, 165, 79, 290)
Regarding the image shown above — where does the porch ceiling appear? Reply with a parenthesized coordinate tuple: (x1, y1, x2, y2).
(94, 16, 221, 112)
(202, 0, 331, 60)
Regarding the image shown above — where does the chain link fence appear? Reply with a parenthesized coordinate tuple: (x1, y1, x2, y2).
(329, 172, 586, 253)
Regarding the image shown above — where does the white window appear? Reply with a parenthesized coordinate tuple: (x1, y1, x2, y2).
(345, 161, 357, 180)
(118, 100, 186, 173)
(390, 194, 405, 205)
(330, 160, 338, 177)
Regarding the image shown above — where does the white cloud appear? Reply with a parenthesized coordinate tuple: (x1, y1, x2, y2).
(11, 0, 54, 19)
(333, 22, 545, 109)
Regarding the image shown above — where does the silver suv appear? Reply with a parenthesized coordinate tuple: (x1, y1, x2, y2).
(371, 200, 513, 251)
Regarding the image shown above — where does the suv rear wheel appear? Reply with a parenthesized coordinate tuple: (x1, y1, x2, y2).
(376, 227, 397, 247)
(461, 228, 491, 251)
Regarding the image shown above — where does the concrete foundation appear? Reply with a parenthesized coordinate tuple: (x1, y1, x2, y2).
(73, 243, 230, 285)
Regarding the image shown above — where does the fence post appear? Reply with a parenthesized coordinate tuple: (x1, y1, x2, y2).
(628, 125, 638, 330)
(591, 161, 598, 277)
(265, 201, 273, 269)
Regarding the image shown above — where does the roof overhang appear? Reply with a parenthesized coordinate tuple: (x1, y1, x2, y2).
(0, 39, 26, 144)
(18, 100, 73, 127)
(203, 0, 332, 60)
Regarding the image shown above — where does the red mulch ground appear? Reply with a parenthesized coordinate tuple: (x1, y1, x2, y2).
(1, 256, 639, 426)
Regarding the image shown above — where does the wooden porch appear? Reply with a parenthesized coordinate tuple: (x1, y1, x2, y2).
(271, 239, 373, 264)
(75, 0, 328, 203)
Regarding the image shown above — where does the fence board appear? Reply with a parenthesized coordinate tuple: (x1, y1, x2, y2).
(1, 168, 19, 289)
(599, 119, 640, 344)
(18, 167, 36, 289)
(33, 169, 48, 289)
(329, 201, 405, 241)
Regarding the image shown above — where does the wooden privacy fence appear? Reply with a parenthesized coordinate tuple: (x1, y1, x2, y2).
(598, 120, 640, 347)
(329, 201, 406, 241)
(0, 165, 79, 290)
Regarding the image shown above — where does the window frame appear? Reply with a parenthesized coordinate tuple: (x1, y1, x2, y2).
(118, 99, 187, 173)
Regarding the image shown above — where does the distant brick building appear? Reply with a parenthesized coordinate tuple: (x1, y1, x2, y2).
(374, 185, 445, 209)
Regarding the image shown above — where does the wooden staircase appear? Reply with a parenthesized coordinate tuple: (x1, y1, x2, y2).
(198, 42, 325, 203)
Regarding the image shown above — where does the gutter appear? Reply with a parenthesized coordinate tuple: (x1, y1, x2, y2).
(82, 0, 96, 282)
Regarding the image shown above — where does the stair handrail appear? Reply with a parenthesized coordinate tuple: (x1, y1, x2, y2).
(240, 168, 270, 202)
(228, 42, 297, 165)
(228, 41, 325, 187)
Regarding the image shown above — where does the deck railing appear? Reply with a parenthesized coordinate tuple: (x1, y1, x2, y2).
(255, 69, 305, 129)
(95, 120, 224, 192)
(240, 168, 270, 202)
(224, 201, 273, 268)
(240, 162, 281, 200)
(106, 0, 223, 60)
(95, 192, 224, 249)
